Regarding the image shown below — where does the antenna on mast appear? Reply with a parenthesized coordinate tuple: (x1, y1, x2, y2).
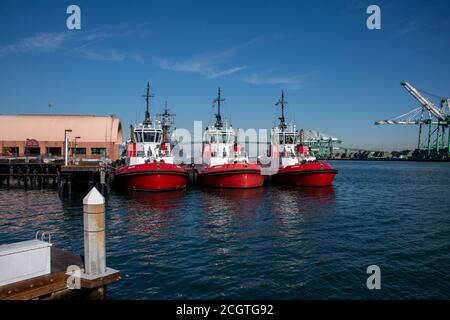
(212, 87, 225, 129)
(156, 100, 176, 143)
(142, 81, 155, 125)
(275, 90, 287, 130)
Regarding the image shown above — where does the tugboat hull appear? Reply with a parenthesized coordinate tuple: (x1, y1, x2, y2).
(273, 162, 337, 187)
(116, 162, 188, 191)
(199, 163, 265, 188)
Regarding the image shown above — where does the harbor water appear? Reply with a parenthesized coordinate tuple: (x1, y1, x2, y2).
(1, 161, 449, 299)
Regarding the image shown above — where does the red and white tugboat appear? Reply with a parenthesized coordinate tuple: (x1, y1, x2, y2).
(270, 90, 337, 187)
(198, 88, 265, 188)
(115, 82, 188, 191)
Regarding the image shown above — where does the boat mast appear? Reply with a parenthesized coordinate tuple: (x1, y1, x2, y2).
(130, 124, 135, 142)
(143, 81, 155, 126)
(158, 100, 175, 143)
(213, 87, 225, 129)
(275, 90, 287, 130)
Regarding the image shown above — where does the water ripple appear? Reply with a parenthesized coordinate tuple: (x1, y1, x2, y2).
(1, 161, 450, 299)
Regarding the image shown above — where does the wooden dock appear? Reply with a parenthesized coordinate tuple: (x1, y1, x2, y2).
(0, 159, 113, 196)
(60, 163, 113, 195)
(0, 161, 59, 188)
(0, 247, 120, 300)
(0, 187, 120, 300)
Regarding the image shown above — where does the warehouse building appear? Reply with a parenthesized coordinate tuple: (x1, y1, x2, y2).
(0, 114, 123, 160)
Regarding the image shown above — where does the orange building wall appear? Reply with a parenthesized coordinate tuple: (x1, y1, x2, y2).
(0, 115, 123, 160)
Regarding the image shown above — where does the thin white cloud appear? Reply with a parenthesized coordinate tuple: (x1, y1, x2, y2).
(242, 73, 305, 90)
(209, 66, 248, 79)
(155, 38, 306, 88)
(75, 43, 143, 62)
(155, 57, 209, 74)
(0, 25, 146, 62)
(0, 32, 68, 56)
(154, 48, 247, 79)
(390, 22, 418, 40)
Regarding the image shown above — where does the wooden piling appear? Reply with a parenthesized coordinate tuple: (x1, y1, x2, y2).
(67, 175, 72, 194)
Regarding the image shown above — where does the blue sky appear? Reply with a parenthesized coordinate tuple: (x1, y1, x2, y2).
(1, 0, 449, 150)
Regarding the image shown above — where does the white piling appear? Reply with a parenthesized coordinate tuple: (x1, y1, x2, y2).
(83, 187, 106, 275)
(64, 137, 69, 166)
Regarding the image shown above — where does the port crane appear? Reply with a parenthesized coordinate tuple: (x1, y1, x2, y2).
(300, 129, 342, 159)
(375, 82, 450, 159)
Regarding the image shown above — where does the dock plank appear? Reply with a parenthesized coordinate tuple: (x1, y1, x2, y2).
(0, 272, 66, 300)
(0, 247, 120, 300)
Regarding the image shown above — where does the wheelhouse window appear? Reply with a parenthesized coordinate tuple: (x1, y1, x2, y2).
(278, 133, 297, 144)
(221, 133, 229, 143)
(207, 132, 232, 144)
(285, 134, 296, 144)
(143, 132, 154, 142)
(135, 132, 143, 143)
(134, 130, 162, 143)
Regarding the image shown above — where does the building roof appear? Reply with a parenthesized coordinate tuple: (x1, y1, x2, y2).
(0, 114, 123, 144)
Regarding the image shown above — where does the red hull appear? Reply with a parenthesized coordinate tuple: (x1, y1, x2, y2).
(198, 163, 265, 188)
(116, 162, 188, 191)
(273, 162, 337, 187)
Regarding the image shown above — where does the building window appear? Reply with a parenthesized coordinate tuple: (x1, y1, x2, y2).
(73, 148, 86, 155)
(91, 148, 106, 156)
(2, 146, 19, 155)
(46, 147, 62, 156)
(25, 147, 41, 156)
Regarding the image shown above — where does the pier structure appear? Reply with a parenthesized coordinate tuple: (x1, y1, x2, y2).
(0, 160, 59, 189)
(0, 187, 120, 300)
(59, 162, 113, 196)
(0, 158, 114, 196)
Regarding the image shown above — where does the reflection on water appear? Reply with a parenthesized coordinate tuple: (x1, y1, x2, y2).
(1, 161, 450, 299)
(269, 186, 336, 216)
(0, 188, 83, 253)
(111, 189, 186, 238)
(117, 189, 186, 213)
(200, 188, 264, 240)
(202, 187, 264, 214)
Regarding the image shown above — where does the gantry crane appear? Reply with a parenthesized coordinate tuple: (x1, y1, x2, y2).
(301, 129, 342, 159)
(375, 82, 450, 159)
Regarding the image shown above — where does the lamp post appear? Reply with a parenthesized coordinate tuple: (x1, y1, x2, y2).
(64, 129, 72, 166)
(73, 136, 81, 157)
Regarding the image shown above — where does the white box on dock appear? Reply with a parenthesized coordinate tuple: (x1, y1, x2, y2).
(0, 239, 52, 287)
